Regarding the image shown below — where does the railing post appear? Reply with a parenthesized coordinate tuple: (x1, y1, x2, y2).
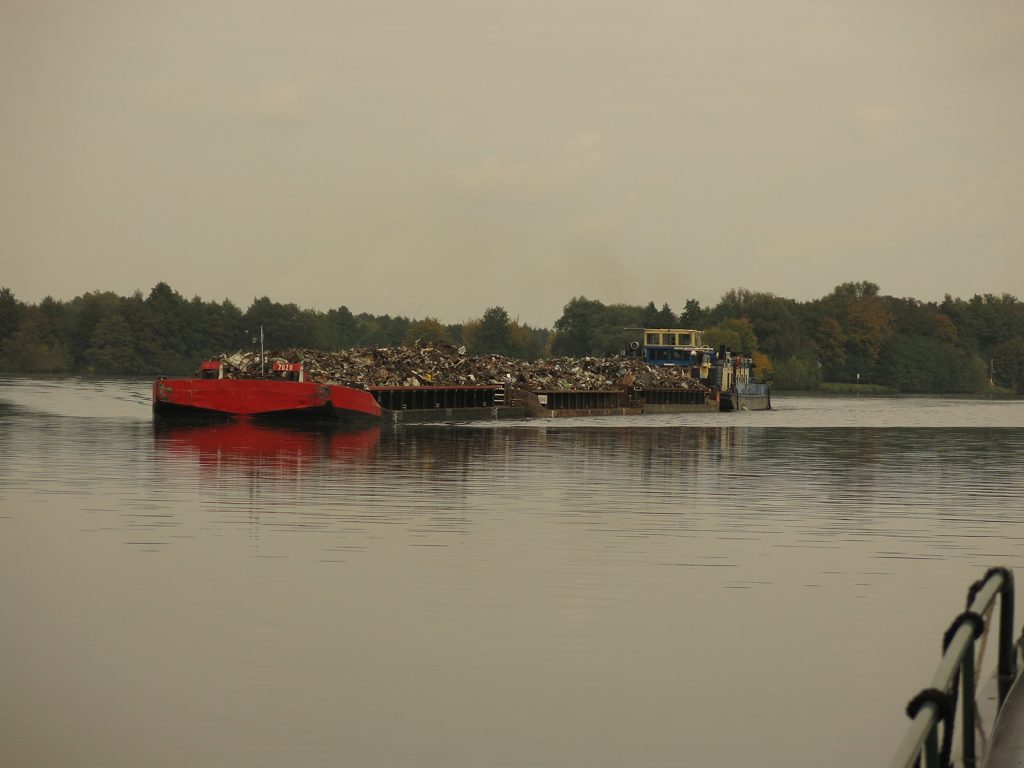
(924, 723, 940, 768)
(961, 643, 976, 768)
(997, 569, 1016, 706)
(889, 569, 1019, 768)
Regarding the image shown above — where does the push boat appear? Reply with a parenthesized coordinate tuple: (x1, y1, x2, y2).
(637, 327, 771, 412)
(152, 328, 770, 423)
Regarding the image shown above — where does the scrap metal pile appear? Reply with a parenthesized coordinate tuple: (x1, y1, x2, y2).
(214, 344, 709, 392)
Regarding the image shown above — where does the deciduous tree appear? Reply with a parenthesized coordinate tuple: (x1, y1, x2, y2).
(404, 317, 452, 346)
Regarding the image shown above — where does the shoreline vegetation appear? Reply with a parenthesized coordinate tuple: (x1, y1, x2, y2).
(1, 281, 1021, 395)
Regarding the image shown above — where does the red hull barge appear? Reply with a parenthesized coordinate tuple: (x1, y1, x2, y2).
(153, 362, 381, 422)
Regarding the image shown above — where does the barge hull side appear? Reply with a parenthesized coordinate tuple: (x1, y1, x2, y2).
(153, 379, 382, 420)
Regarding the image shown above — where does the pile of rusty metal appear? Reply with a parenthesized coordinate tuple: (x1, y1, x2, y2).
(215, 343, 708, 392)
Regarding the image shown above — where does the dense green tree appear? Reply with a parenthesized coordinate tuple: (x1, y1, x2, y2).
(640, 301, 659, 326)
(972, 294, 1022, 348)
(189, 297, 245, 358)
(1, 304, 72, 372)
(473, 307, 514, 355)
(679, 298, 707, 328)
(802, 282, 898, 382)
(846, 294, 894, 380)
(703, 318, 758, 356)
(552, 297, 666, 356)
(508, 322, 548, 360)
(38, 296, 72, 345)
(445, 323, 464, 345)
(991, 338, 1024, 393)
(938, 294, 1020, 393)
(886, 297, 958, 346)
(85, 303, 145, 373)
(772, 353, 821, 390)
(0, 287, 24, 346)
(709, 290, 804, 360)
(462, 312, 548, 359)
(1, 296, 76, 372)
(813, 317, 847, 379)
(323, 305, 359, 348)
(405, 317, 452, 346)
(640, 301, 677, 328)
(140, 282, 192, 371)
(874, 333, 986, 394)
(589, 303, 647, 355)
(350, 313, 409, 347)
(658, 302, 677, 326)
(552, 297, 605, 356)
(76, 284, 242, 374)
(66, 291, 122, 369)
(243, 296, 328, 349)
(712, 288, 756, 319)
(875, 334, 944, 392)
(831, 281, 881, 299)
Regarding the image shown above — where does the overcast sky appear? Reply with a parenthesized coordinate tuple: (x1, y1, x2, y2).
(1, 0, 1021, 326)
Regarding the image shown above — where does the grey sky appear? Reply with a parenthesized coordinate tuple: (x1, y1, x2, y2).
(1, 0, 1021, 327)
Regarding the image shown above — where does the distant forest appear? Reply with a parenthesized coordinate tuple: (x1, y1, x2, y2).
(0, 281, 1022, 394)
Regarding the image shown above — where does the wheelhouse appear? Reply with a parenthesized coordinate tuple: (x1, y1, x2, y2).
(640, 328, 711, 369)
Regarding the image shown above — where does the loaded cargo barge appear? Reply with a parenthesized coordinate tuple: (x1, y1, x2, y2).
(152, 374, 717, 422)
(152, 327, 769, 423)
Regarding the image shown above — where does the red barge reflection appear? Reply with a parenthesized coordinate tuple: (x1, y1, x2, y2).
(153, 418, 381, 469)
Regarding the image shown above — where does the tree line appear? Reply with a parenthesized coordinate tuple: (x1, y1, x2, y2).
(0, 281, 1021, 394)
(0, 283, 549, 377)
(552, 283, 1023, 394)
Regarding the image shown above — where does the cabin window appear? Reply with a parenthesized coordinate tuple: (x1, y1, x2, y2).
(661, 333, 676, 345)
(646, 333, 659, 345)
(678, 333, 692, 346)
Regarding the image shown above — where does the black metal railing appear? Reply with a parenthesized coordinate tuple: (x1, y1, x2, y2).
(888, 567, 1018, 768)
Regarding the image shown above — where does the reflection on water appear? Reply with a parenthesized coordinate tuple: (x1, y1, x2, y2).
(1, 378, 1024, 768)
(154, 420, 382, 468)
(146, 421, 1024, 567)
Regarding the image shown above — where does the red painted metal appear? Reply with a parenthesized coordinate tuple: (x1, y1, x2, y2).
(328, 384, 383, 416)
(153, 377, 382, 419)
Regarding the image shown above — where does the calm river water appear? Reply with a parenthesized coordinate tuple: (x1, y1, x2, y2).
(1, 377, 1023, 767)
